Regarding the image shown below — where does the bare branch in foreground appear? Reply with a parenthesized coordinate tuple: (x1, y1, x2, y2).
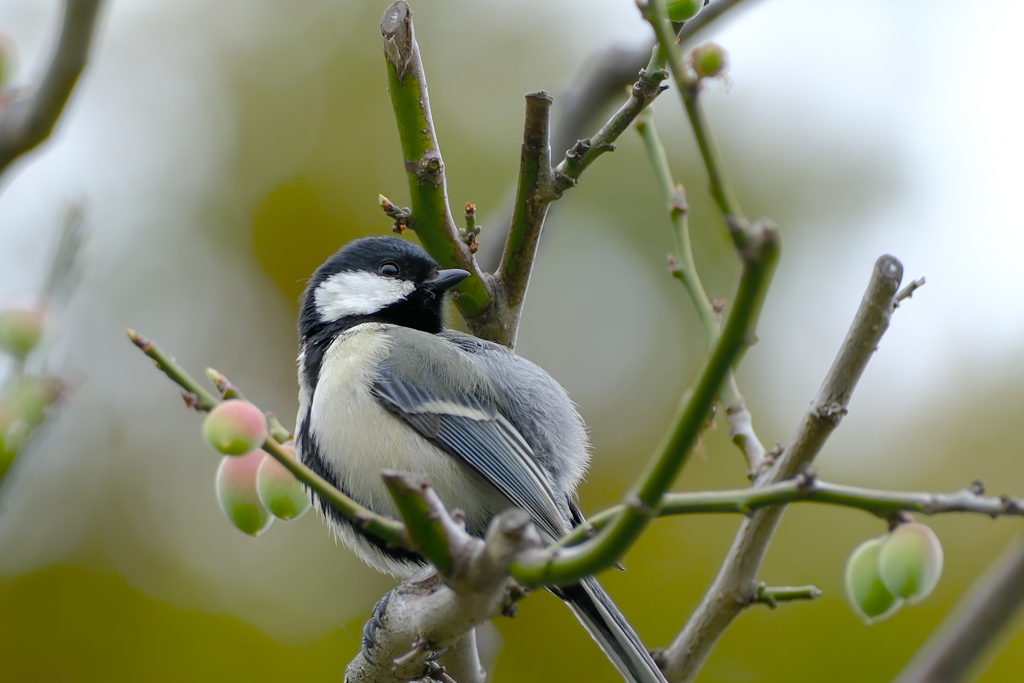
(347, 473, 540, 683)
(894, 535, 1024, 683)
(659, 255, 907, 683)
(0, 0, 104, 180)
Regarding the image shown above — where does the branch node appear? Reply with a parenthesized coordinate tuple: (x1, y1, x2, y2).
(813, 401, 847, 425)
(406, 151, 445, 188)
(626, 493, 655, 517)
(379, 193, 412, 233)
(670, 184, 689, 216)
(460, 203, 481, 253)
(794, 468, 817, 491)
(667, 252, 682, 278)
(380, 1, 415, 82)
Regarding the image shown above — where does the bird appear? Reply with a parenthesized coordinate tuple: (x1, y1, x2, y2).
(294, 235, 666, 683)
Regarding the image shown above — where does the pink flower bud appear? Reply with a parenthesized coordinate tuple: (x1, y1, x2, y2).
(0, 305, 47, 360)
(203, 400, 268, 456)
(215, 451, 274, 537)
(256, 444, 310, 521)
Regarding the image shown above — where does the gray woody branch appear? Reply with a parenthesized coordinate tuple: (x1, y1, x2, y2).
(380, 0, 667, 347)
(478, 0, 762, 273)
(345, 472, 540, 683)
(659, 255, 907, 682)
(0, 0, 104, 180)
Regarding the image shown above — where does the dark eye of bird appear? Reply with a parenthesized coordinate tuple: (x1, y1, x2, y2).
(379, 262, 399, 277)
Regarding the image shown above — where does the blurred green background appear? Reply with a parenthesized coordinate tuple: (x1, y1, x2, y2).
(1, 0, 1023, 681)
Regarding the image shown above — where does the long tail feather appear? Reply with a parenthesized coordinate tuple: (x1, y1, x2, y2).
(554, 576, 667, 683)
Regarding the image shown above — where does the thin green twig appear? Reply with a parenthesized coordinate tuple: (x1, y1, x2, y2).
(635, 111, 766, 471)
(754, 583, 822, 608)
(662, 256, 907, 683)
(556, 476, 1024, 548)
(127, 329, 218, 410)
(380, 1, 489, 318)
(644, 0, 750, 245)
(127, 330, 408, 549)
(383, 472, 456, 575)
(551, 49, 668, 195)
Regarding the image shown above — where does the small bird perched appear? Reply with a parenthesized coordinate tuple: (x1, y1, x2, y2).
(295, 236, 665, 683)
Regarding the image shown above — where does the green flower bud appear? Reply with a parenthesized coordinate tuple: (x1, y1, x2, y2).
(665, 0, 704, 22)
(878, 522, 943, 604)
(690, 43, 727, 80)
(0, 305, 46, 360)
(256, 444, 310, 521)
(215, 451, 274, 537)
(845, 536, 903, 624)
(203, 400, 268, 456)
(10, 376, 59, 426)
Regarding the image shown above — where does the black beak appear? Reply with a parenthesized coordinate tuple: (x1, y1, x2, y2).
(425, 268, 470, 293)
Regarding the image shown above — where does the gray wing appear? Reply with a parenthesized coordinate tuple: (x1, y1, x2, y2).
(371, 351, 568, 540)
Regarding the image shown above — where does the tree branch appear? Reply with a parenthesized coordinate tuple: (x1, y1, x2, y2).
(894, 535, 1024, 683)
(659, 255, 908, 683)
(636, 110, 766, 473)
(347, 473, 539, 683)
(477, 0, 762, 273)
(754, 583, 822, 608)
(645, 0, 753, 248)
(557, 475, 1024, 549)
(0, 0, 104, 180)
(550, 54, 669, 196)
(379, 1, 491, 319)
(481, 92, 554, 347)
(125, 330, 409, 550)
(510, 223, 778, 587)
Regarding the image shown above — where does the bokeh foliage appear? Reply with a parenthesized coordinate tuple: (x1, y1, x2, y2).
(1, 1, 1023, 681)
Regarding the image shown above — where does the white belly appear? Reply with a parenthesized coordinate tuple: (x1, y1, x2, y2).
(298, 324, 506, 574)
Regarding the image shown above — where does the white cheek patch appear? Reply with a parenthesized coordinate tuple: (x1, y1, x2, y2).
(315, 271, 416, 322)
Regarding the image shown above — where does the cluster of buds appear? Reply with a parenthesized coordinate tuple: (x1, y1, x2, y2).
(202, 399, 310, 536)
(845, 521, 944, 623)
(0, 301, 66, 481)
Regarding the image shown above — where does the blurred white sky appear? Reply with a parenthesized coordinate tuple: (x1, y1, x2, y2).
(0, 0, 1019, 432)
(0, 0, 1021, 631)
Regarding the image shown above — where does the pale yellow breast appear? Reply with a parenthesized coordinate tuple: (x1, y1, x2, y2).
(307, 324, 502, 524)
